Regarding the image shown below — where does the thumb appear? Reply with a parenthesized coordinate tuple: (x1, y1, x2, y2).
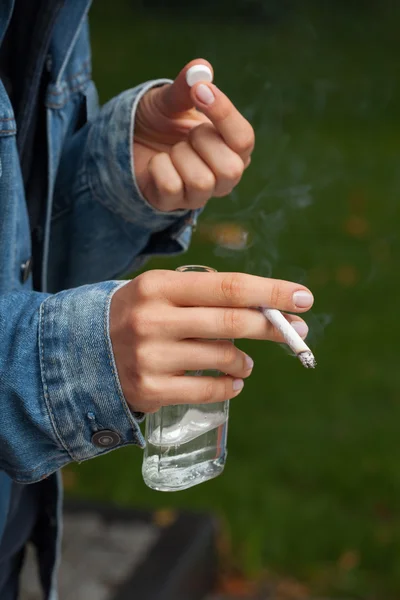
(158, 58, 214, 115)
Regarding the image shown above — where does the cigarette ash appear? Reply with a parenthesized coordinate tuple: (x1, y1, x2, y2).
(299, 351, 317, 369)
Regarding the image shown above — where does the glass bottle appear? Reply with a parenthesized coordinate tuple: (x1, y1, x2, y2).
(142, 265, 230, 492)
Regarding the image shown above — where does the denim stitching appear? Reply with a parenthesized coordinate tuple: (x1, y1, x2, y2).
(51, 61, 90, 94)
(48, 71, 91, 99)
(46, 61, 91, 109)
(9, 465, 67, 485)
(104, 286, 131, 420)
(6, 441, 135, 484)
(0, 453, 66, 475)
(56, 7, 91, 86)
(47, 83, 90, 109)
(40, 108, 54, 292)
(39, 298, 75, 460)
(104, 284, 143, 443)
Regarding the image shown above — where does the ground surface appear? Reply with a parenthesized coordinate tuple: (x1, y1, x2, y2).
(18, 510, 354, 600)
(20, 512, 157, 600)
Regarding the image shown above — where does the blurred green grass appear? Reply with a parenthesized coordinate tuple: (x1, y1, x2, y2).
(66, 2, 400, 597)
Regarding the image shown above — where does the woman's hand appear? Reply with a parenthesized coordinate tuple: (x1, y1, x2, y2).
(110, 270, 314, 413)
(134, 59, 254, 211)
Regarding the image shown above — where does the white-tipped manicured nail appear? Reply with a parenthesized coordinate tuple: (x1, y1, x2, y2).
(245, 355, 254, 370)
(195, 83, 215, 105)
(233, 378, 244, 392)
(293, 291, 314, 308)
(186, 64, 213, 87)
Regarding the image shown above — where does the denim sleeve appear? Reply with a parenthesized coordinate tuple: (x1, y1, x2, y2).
(0, 281, 144, 484)
(48, 80, 202, 292)
(85, 80, 190, 229)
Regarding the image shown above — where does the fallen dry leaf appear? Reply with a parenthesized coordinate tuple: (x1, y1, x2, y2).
(343, 215, 370, 239)
(218, 574, 257, 597)
(337, 549, 360, 571)
(152, 509, 177, 528)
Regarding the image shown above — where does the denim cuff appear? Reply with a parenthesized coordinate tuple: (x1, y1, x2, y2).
(86, 79, 193, 229)
(39, 280, 145, 466)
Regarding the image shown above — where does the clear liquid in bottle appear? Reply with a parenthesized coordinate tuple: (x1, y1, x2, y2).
(142, 265, 230, 492)
(143, 403, 229, 491)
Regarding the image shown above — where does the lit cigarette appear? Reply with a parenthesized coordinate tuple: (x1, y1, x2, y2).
(261, 308, 316, 369)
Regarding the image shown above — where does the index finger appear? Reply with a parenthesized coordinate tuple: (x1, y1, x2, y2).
(191, 83, 255, 161)
(162, 271, 314, 313)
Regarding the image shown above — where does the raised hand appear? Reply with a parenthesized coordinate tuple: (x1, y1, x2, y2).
(134, 59, 255, 212)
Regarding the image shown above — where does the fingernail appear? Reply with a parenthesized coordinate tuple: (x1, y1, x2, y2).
(245, 355, 254, 370)
(233, 378, 244, 392)
(195, 83, 215, 105)
(293, 291, 313, 308)
(291, 321, 309, 339)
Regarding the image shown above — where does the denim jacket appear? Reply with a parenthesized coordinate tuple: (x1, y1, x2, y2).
(0, 0, 198, 596)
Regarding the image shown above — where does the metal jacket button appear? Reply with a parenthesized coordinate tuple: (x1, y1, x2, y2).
(91, 430, 121, 448)
(20, 257, 33, 283)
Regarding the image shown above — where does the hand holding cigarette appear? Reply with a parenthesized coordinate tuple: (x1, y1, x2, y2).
(110, 270, 314, 412)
